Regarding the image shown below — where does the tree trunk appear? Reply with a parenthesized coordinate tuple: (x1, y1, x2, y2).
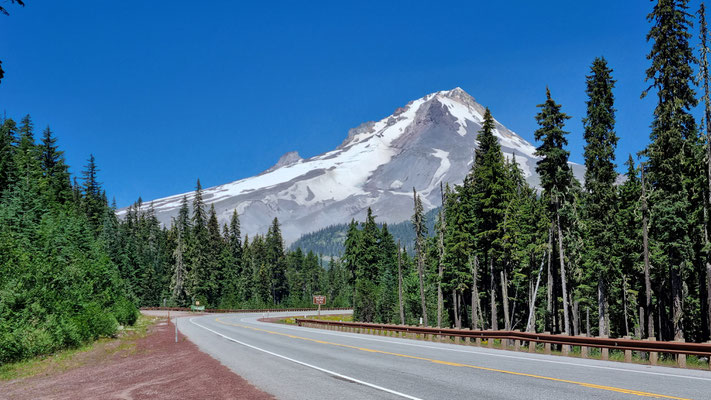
(501, 270, 510, 331)
(623, 275, 630, 337)
(708, 262, 711, 339)
(417, 256, 428, 326)
(471, 256, 479, 330)
(573, 300, 580, 336)
(701, 10, 711, 341)
(546, 224, 553, 332)
(641, 164, 654, 339)
(490, 257, 498, 330)
(397, 241, 405, 325)
(598, 277, 607, 337)
(556, 208, 571, 336)
(437, 269, 443, 328)
(671, 264, 684, 340)
(586, 307, 590, 336)
(526, 253, 545, 332)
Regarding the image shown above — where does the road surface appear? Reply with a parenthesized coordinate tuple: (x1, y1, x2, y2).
(177, 311, 710, 400)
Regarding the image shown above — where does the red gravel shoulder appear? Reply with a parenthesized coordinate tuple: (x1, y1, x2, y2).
(0, 317, 274, 400)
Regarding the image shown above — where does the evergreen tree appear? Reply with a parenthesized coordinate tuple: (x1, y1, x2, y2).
(376, 223, 398, 323)
(581, 57, 619, 337)
(534, 88, 573, 334)
(188, 179, 210, 305)
(81, 154, 106, 234)
(643, 0, 699, 340)
(0, 118, 18, 194)
(39, 126, 72, 205)
(697, 1, 711, 341)
(206, 204, 223, 305)
(412, 189, 429, 325)
(266, 218, 288, 303)
(472, 108, 510, 331)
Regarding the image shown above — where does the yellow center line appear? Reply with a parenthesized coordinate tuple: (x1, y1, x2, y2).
(215, 317, 691, 400)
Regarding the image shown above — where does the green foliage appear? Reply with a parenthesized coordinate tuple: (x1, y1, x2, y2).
(0, 120, 137, 364)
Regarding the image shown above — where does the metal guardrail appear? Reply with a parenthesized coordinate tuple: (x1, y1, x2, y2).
(295, 318, 711, 367)
(140, 306, 351, 314)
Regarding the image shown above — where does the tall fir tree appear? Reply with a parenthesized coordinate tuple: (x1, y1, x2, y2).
(697, 1, 711, 341)
(39, 126, 72, 205)
(0, 118, 18, 194)
(412, 189, 429, 325)
(581, 57, 619, 337)
(534, 88, 573, 335)
(266, 217, 288, 303)
(189, 179, 210, 305)
(471, 108, 510, 331)
(643, 0, 699, 340)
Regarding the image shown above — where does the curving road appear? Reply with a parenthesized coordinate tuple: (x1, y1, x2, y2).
(177, 311, 710, 400)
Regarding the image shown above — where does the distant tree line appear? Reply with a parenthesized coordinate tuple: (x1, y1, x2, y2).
(119, 181, 351, 310)
(289, 208, 438, 258)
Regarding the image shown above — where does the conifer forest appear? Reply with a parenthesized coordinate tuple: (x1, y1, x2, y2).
(4, 0, 711, 367)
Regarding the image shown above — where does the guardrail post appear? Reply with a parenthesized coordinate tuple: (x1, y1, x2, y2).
(579, 335, 588, 358)
(543, 332, 551, 355)
(708, 341, 711, 370)
(600, 335, 609, 361)
(528, 339, 536, 353)
(562, 340, 570, 356)
(476, 337, 482, 347)
(455, 335, 461, 344)
(487, 331, 494, 348)
(623, 336, 632, 363)
(514, 337, 520, 352)
(676, 339, 686, 368)
(648, 337, 658, 366)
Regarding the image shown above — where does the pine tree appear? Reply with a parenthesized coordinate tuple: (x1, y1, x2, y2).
(343, 219, 361, 303)
(376, 223, 398, 323)
(353, 208, 381, 322)
(189, 179, 210, 305)
(266, 217, 288, 304)
(39, 126, 71, 204)
(616, 156, 643, 336)
(643, 0, 699, 340)
(206, 204, 223, 305)
(534, 88, 573, 335)
(697, 1, 711, 341)
(412, 189, 429, 325)
(581, 57, 619, 337)
(0, 118, 17, 195)
(472, 108, 510, 331)
(170, 221, 189, 306)
(81, 154, 106, 233)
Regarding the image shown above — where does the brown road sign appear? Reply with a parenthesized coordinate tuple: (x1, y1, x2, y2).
(313, 295, 326, 305)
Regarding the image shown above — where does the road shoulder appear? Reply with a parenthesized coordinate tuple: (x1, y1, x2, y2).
(0, 314, 274, 400)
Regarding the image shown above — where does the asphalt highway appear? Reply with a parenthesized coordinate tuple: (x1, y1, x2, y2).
(177, 311, 711, 400)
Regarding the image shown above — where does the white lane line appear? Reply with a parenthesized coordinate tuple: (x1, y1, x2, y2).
(189, 317, 422, 400)
(232, 315, 711, 383)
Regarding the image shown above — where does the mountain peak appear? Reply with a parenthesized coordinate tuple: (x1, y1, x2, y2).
(265, 151, 302, 173)
(122, 87, 584, 244)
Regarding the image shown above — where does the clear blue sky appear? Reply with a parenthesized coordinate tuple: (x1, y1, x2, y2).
(0, 0, 682, 207)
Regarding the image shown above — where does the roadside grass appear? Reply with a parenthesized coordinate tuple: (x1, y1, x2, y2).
(0, 315, 159, 381)
(278, 314, 353, 325)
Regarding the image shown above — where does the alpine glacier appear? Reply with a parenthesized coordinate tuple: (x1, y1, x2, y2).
(119, 88, 584, 243)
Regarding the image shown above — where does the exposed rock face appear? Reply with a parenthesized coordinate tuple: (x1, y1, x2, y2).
(119, 88, 584, 243)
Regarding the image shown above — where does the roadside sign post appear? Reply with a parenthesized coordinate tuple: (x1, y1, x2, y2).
(312, 295, 326, 316)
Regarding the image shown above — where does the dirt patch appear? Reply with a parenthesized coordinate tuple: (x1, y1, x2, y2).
(0, 317, 274, 400)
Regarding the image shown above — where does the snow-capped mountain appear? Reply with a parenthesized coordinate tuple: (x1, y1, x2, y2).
(120, 88, 583, 243)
